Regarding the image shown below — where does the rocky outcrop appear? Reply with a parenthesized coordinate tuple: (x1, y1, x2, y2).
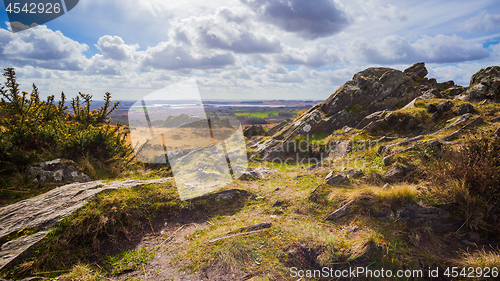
(27, 159, 91, 183)
(255, 63, 427, 160)
(0, 178, 172, 270)
(465, 66, 500, 101)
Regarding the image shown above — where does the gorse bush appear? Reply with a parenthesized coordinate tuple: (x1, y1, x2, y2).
(0, 67, 131, 174)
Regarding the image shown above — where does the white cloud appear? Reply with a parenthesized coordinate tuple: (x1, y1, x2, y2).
(96, 36, 139, 61)
(355, 34, 490, 64)
(462, 11, 500, 33)
(0, 26, 88, 70)
(139, 42, 236, 71)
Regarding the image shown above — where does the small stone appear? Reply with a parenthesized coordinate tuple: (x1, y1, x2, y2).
(384, 167, 405, 182)
(405, 119, 415, 130)
(272, 200, 284, 207)
(455, 103, 474, 115)
(345, 226, 359, 233)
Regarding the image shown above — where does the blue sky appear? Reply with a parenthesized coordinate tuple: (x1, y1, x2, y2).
(0, 0, 499, 100)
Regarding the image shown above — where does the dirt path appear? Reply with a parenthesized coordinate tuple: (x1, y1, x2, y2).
(117, 221, 242, 281)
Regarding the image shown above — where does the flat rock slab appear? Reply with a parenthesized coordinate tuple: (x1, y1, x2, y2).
(0, 178, 172, 270)
(0, 178, 172, 241)
(0, 231, 49, 271)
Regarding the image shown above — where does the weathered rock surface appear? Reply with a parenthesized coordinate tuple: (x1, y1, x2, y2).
(396, 204, 462, 233)
(325, 201, 355, 220)
(384, 167, 406, 182)
(239, 168, 277, 180)
(0, 178, 172, 270)
(243, 125, 266, 137)
(455, 103, 474, 115)
(325, 172, 350, 186)
(0, 231, 49, 271)
(465, 66, 500, 101)
(265, 119, 291, 136)
(27, 159, 91, 183)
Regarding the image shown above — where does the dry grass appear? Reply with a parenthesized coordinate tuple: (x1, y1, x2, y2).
(460, 248, 500, 268)
(58, 264, 105, 281)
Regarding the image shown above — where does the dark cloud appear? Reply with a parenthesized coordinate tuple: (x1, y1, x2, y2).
(140, 42, 236, 71)
(197, 29, 282, 54)
(241, 0, 349, 39)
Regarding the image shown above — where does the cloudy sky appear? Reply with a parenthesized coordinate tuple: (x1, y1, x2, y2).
(0, 0, 499, 100)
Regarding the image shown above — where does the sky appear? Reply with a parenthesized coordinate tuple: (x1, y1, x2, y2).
(0, 0, 499, 101)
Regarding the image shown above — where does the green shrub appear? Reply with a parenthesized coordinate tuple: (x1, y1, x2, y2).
(0, 67, 131, 175)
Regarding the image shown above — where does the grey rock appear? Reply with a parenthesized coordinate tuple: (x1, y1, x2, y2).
(243, 125, 266, 138)
(345, 169, 364, 178)
(404, 62, 428, 80)
(272, 200, 284, 207)
(467, 66, 500, 101)
(266, 119, 291, 136)
(327, 140, 351, 159)
(384, 167, 405, 182)
(0, 231, 49, 271)
(426, 104, 438, 114)
(345, 226, 359, 233)
(436, 101, 453, 113)
(433, 113, 471, 135)
(0, 178, 172, 243)
(491, 116, 500, 123)
(405, 118, 415, 130)
(462, 116, 484, 130)
(325, 201, 355, 220)
(441, 130, 462, 141)
(325, 172, 350, 186)
(374, 207, 394, 219)
(362, 119, 385, 132)
(396, 204, 461, 233)
(196, 189, 249, 201)
(356, 110, 386, 129)
(448, 86, 465, 96)
(27, 159, 91, 183)
(239, 168, 277, 180)
(467, 83, 488, 100)
(455, 103, 474, 115)
(385, 135, 424, 150)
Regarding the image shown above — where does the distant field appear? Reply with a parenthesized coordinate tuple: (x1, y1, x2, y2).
(234, 110, 297, 118)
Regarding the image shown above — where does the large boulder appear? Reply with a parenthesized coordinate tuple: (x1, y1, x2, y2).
(27, 159, 91, 183)
(465, 66, 500, 101)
